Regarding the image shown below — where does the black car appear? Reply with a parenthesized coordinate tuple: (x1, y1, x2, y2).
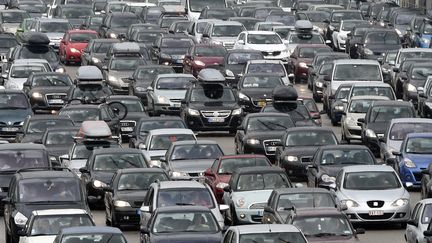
(23, 72, 73, 113)
(151, 34, 195, 72)
(41, 127, 79, 161)
(158, 15, 189, 30)
(402, 63, 432, 107)
(359, 100, 415, 156)
(345, 27, 370, 59)
(16, 115, 74, 143)
(221, 49, 264, 87)
(417, 80, 432, 118)
(0, 90, 33, 141)
(324, 10, 363, 45)
(141, 206, 223, 243)
(81, 15, 104, 31)
(0, 33, 18, 64)
(237, 74, 284, 113)
(306, 145, 377, 188)
(129, 29, 166, 48)
(391, 58, 432, 99)
(104, 168, 170, 227)
(51, 4, 94, 28)
(81, 39, 120, 67)
(356, 28, 401, 60)
(326, 84, 352, 126)
(180, 69, 243, 133)
(235, 112, 295, 160)
(380, 50, 398, 84)
(275, 127, 338, 179)
(99, 12, 142, 39)
(310, 62, 334, 103)
(126, 23, 161, 40)
(4, 168, 88, 243)
(80, 148, 150, 205)
(127, 65, 175, 105)
(129, 116, 186, 149)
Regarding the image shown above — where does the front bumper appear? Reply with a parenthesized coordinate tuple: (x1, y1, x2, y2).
(154, 103, 181, 115)
(343, 124, 362, 140)
(400, 166, 423, 187)
(280, 160, 311, 178)
(234, 207, 264, 224)
(65, 51, 82, 62)
(113, 207, 141, 225)
(183, 113, 242, 132)
(344, 203, 410, 223)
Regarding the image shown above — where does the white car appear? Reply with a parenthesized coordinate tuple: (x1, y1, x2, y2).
(3, 63, 47, 90)
(406, 198, 432, 243)
(18, 209, 94, 243)
(233, 31, 290, 64)
(332, 20, 370, 51)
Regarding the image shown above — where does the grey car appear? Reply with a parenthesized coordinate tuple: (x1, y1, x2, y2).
(405, 198, 432, 243)
(29, 18, 72, 52)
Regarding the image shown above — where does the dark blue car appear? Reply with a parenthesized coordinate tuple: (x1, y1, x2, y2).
(414, 19, 432, 48)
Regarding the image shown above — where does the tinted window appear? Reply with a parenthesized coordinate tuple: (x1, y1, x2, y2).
(247, 34, 282, 44)
(285, 131, 337, 146)
(170, 144, 223, 160)
(117, 172, 169, 190)
(236, 173, 290, 191)
(59, 108, 99, 122)
(390, 123, 432, 141)
(31, 215, 93, 236)
(240, 233, 306, 243)
(351, 87, 394, 99)
(348, 99, 375, 113)
(69, 33, 98, 42)
(156, 77, 193, 90)
(158, 188, 215, 207)
(246, 116, 294, 131)
(277, 193, 335, 209)
(93, 153, 147, 170)
(242, 76, 282, 88)
(194, 46, 226, 57)
(368, 106, 413, 122)
(227, 52, 263, 65)
(0, 150, 47, 171)
(153, 212, 218, 233)
(26, 120, 73, 134)
(18, 178, 81, 202)
(218, 157, 270, 174)
(149, 134, 195, 150)
(333, 64, 381, 81)
(61, 234, 126, 243)
(248, 63, 285, 74)
(190, 87, 236, 102)
(61, 8, 94, 18)
(32, 74, 72, 86)
(139, 120, 185, 133)
(10, 65, 45, 78)
(365, 31, 400, 44)
(212, 25, 244, 37)
(0, 93, 28, 109)
(45, 130, 76, 146)
(343, 171, 401, 190)
(320, 149, 374, 165)
(293, 216, 353, 237)
(40, 22, 70, 33)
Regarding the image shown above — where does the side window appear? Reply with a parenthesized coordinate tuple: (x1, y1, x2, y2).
(144, 188, 154, 206)
(211, 159, 219, 172)
(223, 230, 233, 243)
(230, 231, 237, 243)
(414, 203, 423, 222)
(100, 106, 110, 120)
(336, 170, 343, 188)
(237, 33, 244, 41)
(411, 202, 421, 220)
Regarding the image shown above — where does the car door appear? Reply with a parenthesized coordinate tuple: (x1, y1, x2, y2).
(234, 118, 247, 154)
(406, 202, 422, 243)
(4, 177, 16, 234)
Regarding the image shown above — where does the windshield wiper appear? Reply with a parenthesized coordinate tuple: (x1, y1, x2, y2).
(309, 233, 336, 237)
(256, 119, 274, 131)
(266, 121, 287, 129)
(119, 157, 140, 168)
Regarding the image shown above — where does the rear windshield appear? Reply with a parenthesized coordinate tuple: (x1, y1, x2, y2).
(0, 150, 48, 171)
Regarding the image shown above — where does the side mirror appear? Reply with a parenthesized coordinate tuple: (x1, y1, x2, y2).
(2, 197, 10, 204)
(223, 185, 231, 192)
(237, 40, 244, 45)
(377, 57, 383, 64)
(386, 157, 397, 165)
(204, 168, 214, 177)
(424, 230, 432, 237)
(140, 205, 150, 213)
(219, 204, 229, 211)
(103, 186, 113, 192)
(202, 33, 210, 38)
(101, 65, 108, 71)
(294, 183, 303, 188)
(79, 167, 89, 174)
(288, 73, 294, 82)
(392, 151, 402, 156)
(323, 19, 330, 24)
(357, 118, 365, 123)
(355, 228, 365, 235)
(147, 86, 153, 92)
(325, 40, 332, 44)
(264, 206, 275, 213)
(1, 73, 7, 79)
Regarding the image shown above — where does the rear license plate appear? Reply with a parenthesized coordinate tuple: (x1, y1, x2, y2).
(121, 127, 133, 132)
(369, 210, 384, 216)
(48, 99, 63, 104)
(258, 100, 266, 107)
(267, 146, 277, 151)
(208, 117, 224, 123)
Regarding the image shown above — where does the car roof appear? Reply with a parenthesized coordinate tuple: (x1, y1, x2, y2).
(67, 29, 98, 34)
(371, 100, 412, 107)
(234, 224, 302, 234)
(389, 118, 432, 124)
(399, 48, 432, 53)
(244, 30, 278, 35)
(14, 59, 49, 64)
(18, 170, 76, 179)
(33, 209, 88, 216)
(0, 143, 46, 151)
(351, 82, 391, 87)
(226, 49, 262, 54)
(61, 226, 122, 235)
(156, 73, 195, 78)
(171, 140, 218, 146)
(148, 128, 194, 135)
(91, 148, 143, 155)
(333, 59, 379, 65)
(158, 180, 205, 189)
(350, 95, 390, 101)
(234, 166, 284, 174)
(212, 21, 243, 26)
(342, 165, 395, 173)
(31, 72, 69, 76)
(90, 39, 121, 43)
(219, 154, 268, 159)
(243, 73, 283, 78)
(59, 4, 91, 7)
(295, 44, 331, 48)
(0, 89, 26, 94)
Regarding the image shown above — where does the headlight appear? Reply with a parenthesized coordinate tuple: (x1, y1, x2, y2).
(14, 212, 28, 226)
(32, 92, 43, 99)
(194, 60, 205, 67)
(407, 83, 417, 92)
(156, 95, 170, 104)
(108, 75, 118, 82)
(365, 129, 376, 138)
(299, 62, 307, 68)
(232, 108, 242, 115)
(114, 200, 131, 207)
(91, 57, 100, 63)
(246, 138, 260, 145)
(422, 38, 431, 45)
(93, 180, 107, 188)
(321, 174, 336, 183)
(341, 199, 359, 208)
(363, 48, 374, 55)
(108, 32, 117, 38)
(395, 29, 402, 36)
(216, 182, 229, 189)
(70, 47, 80, 53)
(149, 160, 162, 168)
(225, 69, 234, 77)
(55, 67, 65, 73)
(404, 158, 416, 168)
(238, 92, 250, 101)
(391, 198, 409, 207)
(285, 155, 298, 162)
(315, 81, 323, 88)
(236, 197, 245, 208)
(334, 104, 344, 111)
(135, 87, 146, 92)
(171, 171, 188, 177)
(187, 108, 200, 116)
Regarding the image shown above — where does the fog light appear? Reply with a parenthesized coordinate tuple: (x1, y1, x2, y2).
(240, 214, 245, 218)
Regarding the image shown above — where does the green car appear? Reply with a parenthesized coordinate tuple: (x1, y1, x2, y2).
(16, 17, 35, 43)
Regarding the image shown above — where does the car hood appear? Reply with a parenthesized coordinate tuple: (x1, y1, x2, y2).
(67, 42, 89, 50)
(148, 150, 167, 159)
(109, 70, 134, 79)
(0, 109, 32, 122)
(363, 44, 401, 53)
(282, 146, 321, 157)
(367, 122, 388, 134)
(318, 165, 349, 177)
(22, 235, 56, 243)
(46, 145, 70, 157)
(243, 130, 285, 141)
(21, 133, 43, 143)
(245, 44, 286, 52)
(155, 89, 187, 100)
(93, 171, 116, 183)
(169, 159, 215, 173)
(405, 153, 432, 168)
(151, 233, 222, 243)
(29, 86, 70, 94)
(211, 37, 237, 43)
(240, 88, 274, 99)
(231, 189, 273, 207)
(306, 235, 357, 243)
(189, 102, 238, 110)
(160, 48, 189, 56)
(195, 56, 224, 65)
(19, 202, 87, 218)
(341, 188, 406, 203)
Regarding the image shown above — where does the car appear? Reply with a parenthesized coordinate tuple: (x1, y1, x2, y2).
(129, 29, 166, 49)
(18, 209, 95, 243)
(237, 74, 284, 113)
(3, 62, 48, 90)
(262, 188, 339, 224)
(80, 148, 150, 205)
(223, 166, 292, 225)
(221, 49, 264, 87)
(168, 20, 192, 34)
(98, 12, 142, 39)
(201, 21, 245, 50)
(0, 10, 30, 34)
(150, 34, 195, 71)
(341, 96, 390, 143)
(59, 29, 99, 65)
(158, 14, 189, 30)
(265, 11, 296, 26)
(235, 112, 295, 159)
(402, 63, 432, 107)
(41, 127, 79, 162)
(80, 38, 120, 66)
(204, 154, 272, 203)
(182, 44, 227, 77)
(325, 83, 351, 124)
(324, 10, 363, 45)
(275, 127, 338, 179)
(15, 18, 35, 43)
(392, 48, 432, 83)
(23, 72, 73, 113)
(380, 50, 398, 84)
(412, 18, 432, 48)
(222, 224, 308, 243)
(200, 7, 237, 20)
(0, 90, 33, 141)
(347, 82, 396, 101)
(164, 140, 224, 179)
(307, 144, 377, 188)
(356, 28, 402, 60)
(334, 165, 411, 226)
(331, 19, 370, 52)
(285, 22, 326, 55)
(29, 18, 72, 52)
(16, 115, 74, 143)
(50, 4, 94, 28)
(405, 198, 432, 243)
(287, 207, 364, 242)
(359, 100, 415, 156)
(228, 17, 260, 30)
(140, 206, 223, 243)
(0, 33, 18, 63)
(146, 74, 196, 116)
(243, 59, 290, 85)
(139, 180, 227, 229)
(184, 19, 220, 43)
(104, 168, 170, 227)
(391, 58, 431, 99)
(4, 168, 89, 243)
(54, 226, 128, 243)
(253, 7, 282, 20)
(139, 6, 165, 25)
(67, 71, 113, 104)
(345, 26, 370, 59)
(299, 97, 321, 126)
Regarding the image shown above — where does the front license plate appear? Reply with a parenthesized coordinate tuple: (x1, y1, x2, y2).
(48, 99, 63, 104)
(2, 127, 18, 132)
(258, 100, 266, 107)
(267, 146, 277, 151)
(172, 103, 180, 107)
(208, 117, 224, 123)
(369, 210, 384, 216)
(121, 127, 133, 132)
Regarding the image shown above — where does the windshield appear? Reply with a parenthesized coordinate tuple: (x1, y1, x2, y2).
(161, 18, 186, 29)
(411, 66, 432, 80)
(333, 64, 381, 81)
(31, 215, 93, 236)
(344, 171, 401, 190)
(336, 87, 351, 99)
(137, 32, 160, 43)
(247, 116, 294, 131)
(156, 77, 193, 90)
(236, 173, 290, 191)
(61, 8, 94, 18)
(0, 150, 47, 171)
(368, 106, 413, 123)
(190, 87, 236, 102)
(71, 142, 118, 159)
(149, 134, 195, 150)
(136, 67, 174, 81)
(161, 38, 194, 48)
(319, 63, 333, 75)
(170, 144, 223, 161)
(69, 33, 98, 43)
(365, 31, 400, 44)
(90, 16, 103, 25)
(32, 75, 72, 87)
(306, 11, 330, 22)
(299, 47, 331, 58)
(247, 34, 282, 44)
(266, 15, 296, 25)
(0, 93, 28, 109)
(45, 130, 76, 146)
(0, 38, 18, 48)
(242, 76, 282, 88)
(93, 153, 147, 171)
(351, 87, 394, 99)
(277, 193, 335, 209)
(348, 99, 375, 113)
(396, 14, 415, 25)
(399, 52, 432, 64)
(10, 65, 45, 78)
(59, 108, 99, 123)
(341, 21, 367, 31)
(158, 188, 214, 207)
(117, 172, 168, 191)
(194, 46, 226, 57)
(109, 58, 145, 70)
(139, 120, 184, 134)
(212, 25, 244, 37)
(1, 12, 27, 23)
(240, 233, 306, 243)
(293, 216, 353, 237)
(218, 157, 270, 174)
(331, 12, 362, 23)
(285, 131, 337, 146)
(248, 63, 285, 75)
(289, 34, 323, 44)
(61, 234, 126, 243)
(27, 120, 73, 134)
(91, 42, 115, 53)
(206, 9, 236, 19)
(19, 47, 58, 62)
(111, 16, 141, 28)
(153, 212, 218, 233)
(40, 22, 70, 33)
(189, 0, 225, 12)
(320, 149, 374, 165)
(227, 52, 263, 65)
(390, 123, 432, 141)
(18, 178, 81, 202)
(115, 100, 144, 112)
(18, 4, 47, 13)
(406, 137, 432, 154)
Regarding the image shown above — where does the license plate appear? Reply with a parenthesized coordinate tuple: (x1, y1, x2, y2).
(172, 103, 180, 107)
(267, 146, 277, 151)
(258, 100, 266, 107)
(369, 210, 384, 216)
(48, 99, 63, 104)
(2, 127, 18, 132)
(121, 127, 133, 132)
(208, 117, 224, 123)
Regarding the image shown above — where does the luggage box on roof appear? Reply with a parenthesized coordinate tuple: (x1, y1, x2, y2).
(273, 85, 297, 102)
(78, 121, 112, 138)
(197, 68, 225, 83)
(111, 42, 141, 55)
(294, 20, 313, 33)
(76, 66, 104, 81)
(22, 32, 50, 46)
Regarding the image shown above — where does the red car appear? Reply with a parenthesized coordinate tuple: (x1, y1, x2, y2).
(289, 44, 332, 83)
(204, 154, 272, 203)
(59, 29, 99, 65)
(183, 44, 227, 77)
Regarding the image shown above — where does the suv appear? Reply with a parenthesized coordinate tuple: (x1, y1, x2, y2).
(150, 34, 195, 72)
(3, 168, 89, 243)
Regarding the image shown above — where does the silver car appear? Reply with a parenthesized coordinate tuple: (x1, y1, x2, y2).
(3, 63, 47, 90)
(405, 198, 432, 243)
(341, 96, 389, 143)
(334, 165, 411, 225)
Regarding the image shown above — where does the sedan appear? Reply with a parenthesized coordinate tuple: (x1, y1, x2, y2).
(183, 44, 227, 77)
(59, 29, 98, 65)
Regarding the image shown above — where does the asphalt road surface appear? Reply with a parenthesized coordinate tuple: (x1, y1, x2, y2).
(0, 66, 417, 243)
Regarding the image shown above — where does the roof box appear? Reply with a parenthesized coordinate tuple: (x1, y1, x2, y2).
(110, 42, 141, 55)
(273, 85, 298, 102)
(295, 20, 313, 33)
(78, 121, 112, 139)
(76, 66, 104, 84)
(197, 68, 225, 83)
(22, 32, 50, 46)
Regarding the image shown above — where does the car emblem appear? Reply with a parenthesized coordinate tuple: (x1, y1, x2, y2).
(7, 121, 11, 126)
(263, 94, 267, 97)
(373, 202, 378, 206)
(213, 111, 219, 117)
